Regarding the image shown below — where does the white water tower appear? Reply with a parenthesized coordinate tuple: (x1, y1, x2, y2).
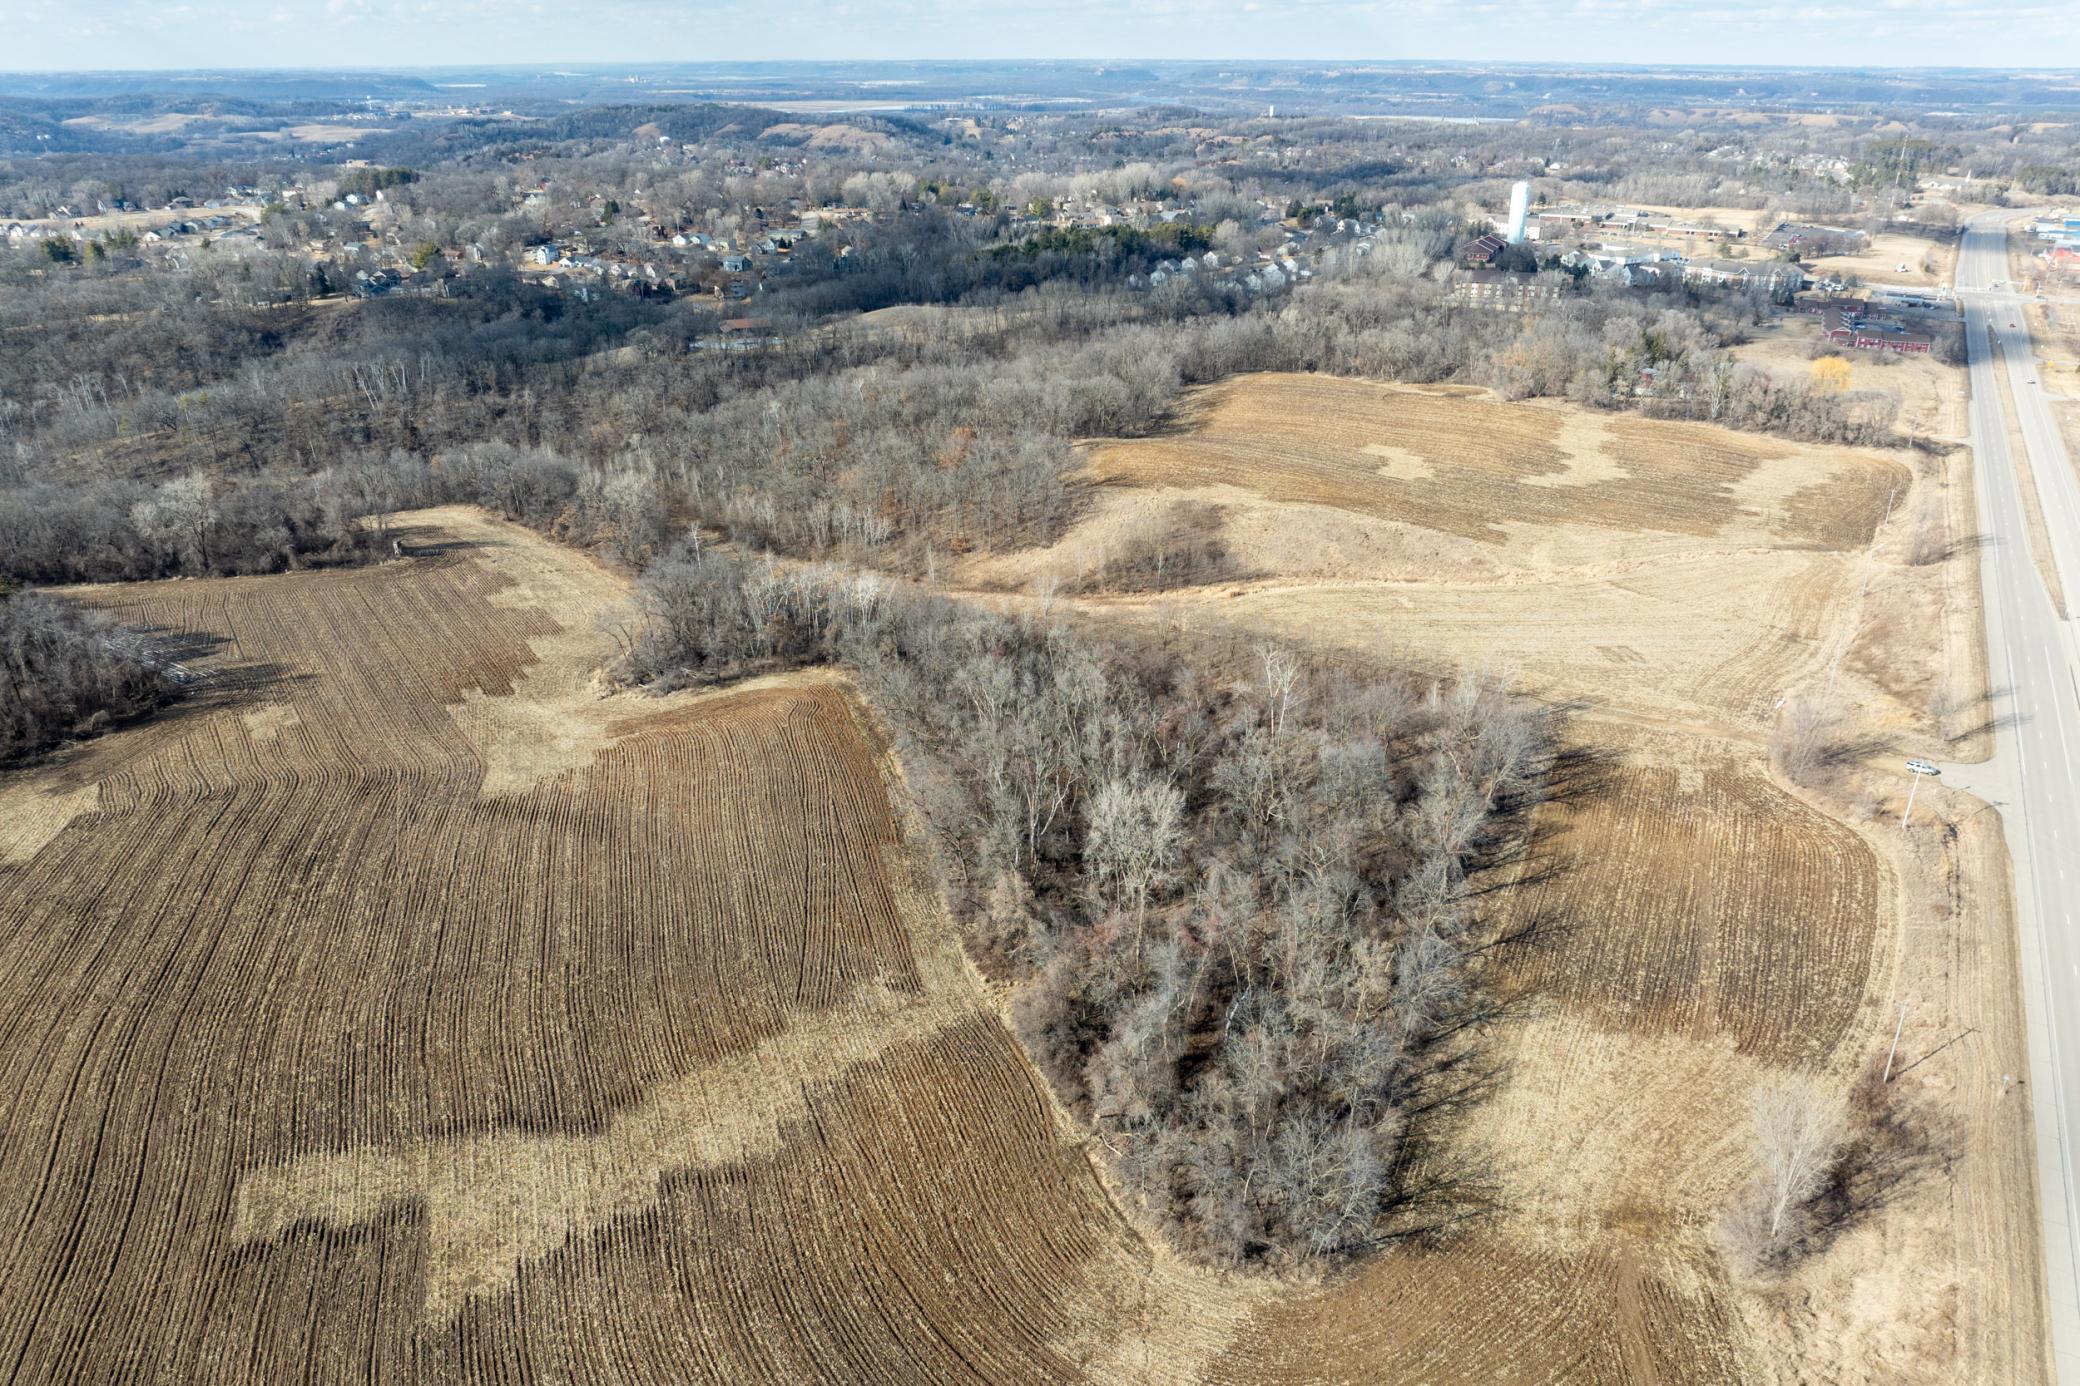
(1505, 181, 1531, 245)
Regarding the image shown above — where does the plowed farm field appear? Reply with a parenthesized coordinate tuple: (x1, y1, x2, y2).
(1, 507, 1793, 1384)
(1500, 733, 1882, 1066)
(0, 510, 1155, 1384)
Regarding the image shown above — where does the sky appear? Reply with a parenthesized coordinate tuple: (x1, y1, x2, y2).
(6, 0, 2080, 73)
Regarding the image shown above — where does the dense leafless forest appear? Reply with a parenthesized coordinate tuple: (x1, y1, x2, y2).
(613, 548, 1551, 1260)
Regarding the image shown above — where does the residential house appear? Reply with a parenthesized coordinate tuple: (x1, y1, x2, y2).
(1612, 260, 1680, 289)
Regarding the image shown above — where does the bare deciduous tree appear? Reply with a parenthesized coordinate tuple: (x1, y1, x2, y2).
(1, 591, 179, 765)
(614, 546, 1557, 1266)
(1085, 774, 1186, 941)
(1771, 696, 1835, 784)
(1720, 1073, 1850, 1276)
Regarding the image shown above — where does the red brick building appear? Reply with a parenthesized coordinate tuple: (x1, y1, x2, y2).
(1819, 301, 1932, 354)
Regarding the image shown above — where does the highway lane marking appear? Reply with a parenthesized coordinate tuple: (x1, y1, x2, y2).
(1970, 221, 2080, 1351)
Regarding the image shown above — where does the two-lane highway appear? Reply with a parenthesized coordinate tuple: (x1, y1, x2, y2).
(1957, 212, 2080, 1381)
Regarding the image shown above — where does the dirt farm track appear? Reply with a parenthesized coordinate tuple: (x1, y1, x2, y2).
(0, 503, 2025, 1383)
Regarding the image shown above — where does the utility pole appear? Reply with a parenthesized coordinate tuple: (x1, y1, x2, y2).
(1902, 757, 1940, 828)
(1883, 1002, 1910, 1083)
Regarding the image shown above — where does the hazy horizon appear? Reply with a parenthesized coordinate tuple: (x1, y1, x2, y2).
(8, 1, 2080, 76)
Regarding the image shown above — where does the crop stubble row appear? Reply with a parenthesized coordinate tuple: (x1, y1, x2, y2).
(1499, 735, 1878, 1064)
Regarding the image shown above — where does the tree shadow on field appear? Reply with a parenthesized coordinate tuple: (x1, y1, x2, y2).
(1818, 728, 1898, 771)
(1464, 736, 1617, 914)
(1798, 1057, 1958, 1264)
(1912, 528, 1990, 564)
(1363, 733, 1621, 1248)
(1361, 1019, 1523, 1250)
(122, 624, 311, 724)
(1369, 1134, 1507, 1250)
(1943, 681, 2021, 749)
(1541, 737, 1620, 808)
(383, 521, 488, 562)
(1119, 383, 1225, 442)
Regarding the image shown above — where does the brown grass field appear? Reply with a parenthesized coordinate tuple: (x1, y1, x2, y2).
(1732, 315, 1965, 446)
(1804, 230, 1958, 292)
(1088, 374, 1900, 550)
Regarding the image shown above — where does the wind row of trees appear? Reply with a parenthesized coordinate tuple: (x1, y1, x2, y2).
(0, 470, 382, 584)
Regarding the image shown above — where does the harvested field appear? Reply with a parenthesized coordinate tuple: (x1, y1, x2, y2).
(1090, 374, 1905, 550)
(1092, 548, 1847, 732)
(986, 362, 2039, 1384)
(1225, 733, 1877, 1386)
(1499, 732, 1882, 1065)
(1241, 1234, 1749, 1382)
(0, 491, 2024, 1384)
(0, 509, 1164, 1383)
(1034, 375, 1917, 733)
